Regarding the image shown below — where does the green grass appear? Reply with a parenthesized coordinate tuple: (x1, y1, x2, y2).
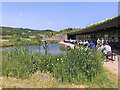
(46, 40, 60, 44)
(2, 71, 85, 88)
(1, 36, 59, 46)
(2, 38, 41, 46)
(2, 70, 117, 88)
(86, 68, 118, 88)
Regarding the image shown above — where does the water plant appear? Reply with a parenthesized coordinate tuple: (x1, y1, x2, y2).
(2, 44, 116, 87)
(43, 41, 49, 55)
(53, 46, 104, 84)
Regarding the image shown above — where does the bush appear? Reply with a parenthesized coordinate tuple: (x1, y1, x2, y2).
(2, 45, 105, 84)
(53, 46, 104, 84)
(16, 37, 21, 42)
(46, 40, 60, 44)
(2, 48, 40, 79)
(22, 34, 29, 38)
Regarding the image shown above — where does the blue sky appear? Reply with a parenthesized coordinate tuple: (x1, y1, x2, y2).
(2, 2, 118, 31)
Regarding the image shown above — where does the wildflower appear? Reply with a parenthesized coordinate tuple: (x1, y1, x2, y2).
(57, 58, 59, 61)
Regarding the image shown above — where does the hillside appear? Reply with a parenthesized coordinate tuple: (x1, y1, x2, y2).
(0, 26, 54, 35)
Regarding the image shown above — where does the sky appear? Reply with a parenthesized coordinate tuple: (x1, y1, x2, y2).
(1, 2, 118, 31)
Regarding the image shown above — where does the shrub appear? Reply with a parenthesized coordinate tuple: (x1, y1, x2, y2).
(2, 45, 105, 84)
(43, 41, 49, 55)
(16, 37, 21, 42)
(2, 48, 40, 79)
(53, 46, 104, 84)
(22, 34, 29, 38)
(46, 40, 60, 44)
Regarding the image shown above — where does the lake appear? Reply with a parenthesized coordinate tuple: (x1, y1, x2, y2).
(2, 44, 66, 55)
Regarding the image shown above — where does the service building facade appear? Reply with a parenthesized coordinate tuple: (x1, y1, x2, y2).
(67, 16, 120, 49)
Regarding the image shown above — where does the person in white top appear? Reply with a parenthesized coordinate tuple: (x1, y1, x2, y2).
(103, 43, 111, 54)
(79, 40, 83, 45)
(97, 38, 101, 45)
(100, 37, 104, 45)
(102, 43, 112, 60)
(97, 43, 104, 52)
(70, 38, 72, 43)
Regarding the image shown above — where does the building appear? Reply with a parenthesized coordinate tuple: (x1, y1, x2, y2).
(67, 16, 120, 49)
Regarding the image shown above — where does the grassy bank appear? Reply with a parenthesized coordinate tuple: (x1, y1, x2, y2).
(1, 36, 60, 47)
(2, 71, 85, 88)
(2, 45, 117, 88)
(2, 70, 117, 88)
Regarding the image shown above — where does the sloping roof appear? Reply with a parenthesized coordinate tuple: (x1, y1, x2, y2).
(68, 16, 120, 35)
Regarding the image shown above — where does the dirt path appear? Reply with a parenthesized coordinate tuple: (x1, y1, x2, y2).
(103, 49, 119, 76)
(103, 56, 119, 75)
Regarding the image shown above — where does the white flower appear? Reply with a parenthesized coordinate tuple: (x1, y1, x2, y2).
(57, 58, 59, 61)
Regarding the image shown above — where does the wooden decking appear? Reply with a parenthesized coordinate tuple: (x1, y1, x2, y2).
(59, 41, 75, 49)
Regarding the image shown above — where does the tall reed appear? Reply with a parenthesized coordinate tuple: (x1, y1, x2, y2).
(2, 45, 104, 83)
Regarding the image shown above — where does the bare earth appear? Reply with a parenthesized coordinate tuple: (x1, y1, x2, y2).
(103, 55, 119, 75)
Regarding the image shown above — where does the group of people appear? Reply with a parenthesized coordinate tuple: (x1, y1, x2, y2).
(77, 38, 113, 61)
(78, 40, 95, 49)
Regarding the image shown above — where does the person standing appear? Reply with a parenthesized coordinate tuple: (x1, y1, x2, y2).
(97, 38, 101, 45)
(79, 40, 83, 46)
(101, 37, 104, 45)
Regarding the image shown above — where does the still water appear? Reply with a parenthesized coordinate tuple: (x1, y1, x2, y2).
(2, 44, 66, 55)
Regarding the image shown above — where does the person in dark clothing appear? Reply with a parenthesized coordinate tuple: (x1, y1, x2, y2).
(90, 41, 95, 50)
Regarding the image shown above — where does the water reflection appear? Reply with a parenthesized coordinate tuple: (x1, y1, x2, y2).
(2, 44, 66, 55)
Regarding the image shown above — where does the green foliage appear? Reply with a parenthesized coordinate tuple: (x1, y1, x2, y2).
(16, 37, 21, 42)
(2, 44, 116, 87)
(2, 48, 40, 79)
(14, 37, 21, 45)
(2, 36, 15, 39)
(53, 46, 104, 84)
(1, 26, 54, 35)
(46, 40, 60, 44)
(2, 29, 22, 35)
(43, 41, 49, 55)
(67, 15, 120, 34)
(87, 68, 116, 88)
(49, 15, 120, 36)
(35, 35, 41, 39)
(21, 34, 29, 38)
(2, 45, 104, 80)
(2, 37, 42, 46)
(2, 38, 59, 47)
